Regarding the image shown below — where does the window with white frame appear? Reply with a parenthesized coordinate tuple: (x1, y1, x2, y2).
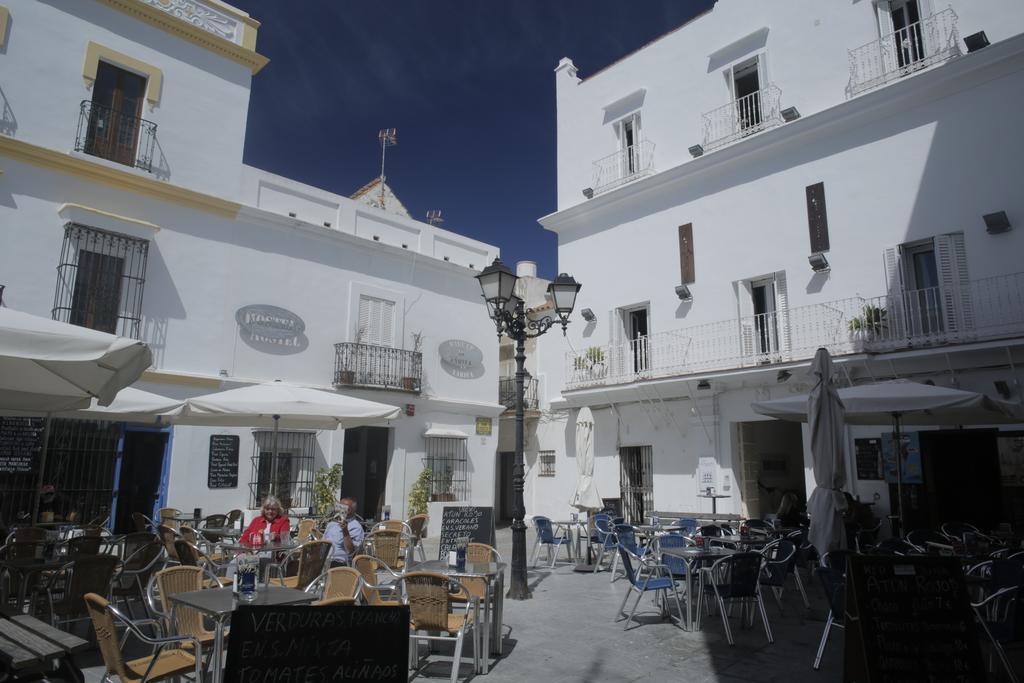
(614, 112, 642, 177)
(538, 451, 556, 477)
(357, 294, 395, 347)
(883, 232, 971, 339)
(737, 271, 788, 361)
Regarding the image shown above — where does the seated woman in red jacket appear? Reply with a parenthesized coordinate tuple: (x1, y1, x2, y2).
(241, 496, 290, 544)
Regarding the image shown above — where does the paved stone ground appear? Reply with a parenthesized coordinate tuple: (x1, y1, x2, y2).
(73, 525, 1020, 682)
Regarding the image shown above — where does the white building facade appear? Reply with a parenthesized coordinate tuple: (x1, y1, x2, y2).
(528, 0, 1024, 533)
(0, 0, 503, 529)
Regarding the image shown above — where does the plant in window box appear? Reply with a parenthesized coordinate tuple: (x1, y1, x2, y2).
(402, 331, 423, 391)
(573, 346, 606, 372)
(848, 304, 888, 349)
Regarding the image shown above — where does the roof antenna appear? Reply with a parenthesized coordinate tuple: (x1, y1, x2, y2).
(377, 128, 397, 210)
(426, 210, 443, 226)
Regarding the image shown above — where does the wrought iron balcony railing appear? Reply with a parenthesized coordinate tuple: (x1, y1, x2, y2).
(565, 272, 1024, 390)
(702, 85, 783, 151)
(499, 376, 538, 411)
(75, 100, 158, 173)
(334, 342, 422, 393)
(847, 8, 961, 97)
(592, 140, 655, 195)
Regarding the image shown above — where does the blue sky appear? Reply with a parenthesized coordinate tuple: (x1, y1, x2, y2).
(231, 1, 715, 278)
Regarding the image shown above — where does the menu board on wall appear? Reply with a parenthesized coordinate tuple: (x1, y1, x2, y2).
(0, 417, 44, 473)
(207, 435, 239, 489)
(854, 437, 883, 480)
(997, 434, 1024, 486)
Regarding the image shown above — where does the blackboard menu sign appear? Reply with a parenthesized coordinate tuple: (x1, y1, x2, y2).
(0, 417, 43, 473)
(844, 555, 983, 682)
(224, 604, 409, 683)
(207, 435, 239, 489)
(854, 438, 882, 480)
(438, 506, 494, 559)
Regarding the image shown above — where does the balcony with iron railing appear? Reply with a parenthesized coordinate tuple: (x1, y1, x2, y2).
(499, 375, 539, 411)
(334, 342, 422, 393)
(591, 140, 655, 195)
(847, 8, 961, 97)
(565, 272, 1024, 390)
(702, 85, 783, 152)
(75, 100, 158, 173)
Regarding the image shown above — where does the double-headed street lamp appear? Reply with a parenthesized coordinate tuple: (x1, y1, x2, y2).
(476, 257, 581, 599)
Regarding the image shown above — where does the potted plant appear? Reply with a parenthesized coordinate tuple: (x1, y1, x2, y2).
(337, 326, 364, 385)
(573, 346, 606, 371)
(312, 464, 342, 516)
(408, 467, 431, 517)
(848, 304, 888, 350)
(403, 331, 423, 391)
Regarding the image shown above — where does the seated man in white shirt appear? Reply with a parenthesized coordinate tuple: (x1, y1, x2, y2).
(323, 497, 365, 566)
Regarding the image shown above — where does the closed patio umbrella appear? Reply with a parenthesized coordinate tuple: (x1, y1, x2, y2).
(570, 406, 602, 512)
(806, 349, 847, 558)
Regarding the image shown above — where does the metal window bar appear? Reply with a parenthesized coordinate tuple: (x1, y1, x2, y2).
(52, 223, 149, 339)
(424, 437, 469, 502)
(74, 99, 158, 172)
(333, 342, 422, 392)
(0, 418, 119, 526)
(249, 431, 316, 511)
(619, 445, 654, 525)
(538, 451, 556, 478)
(498, 376, 538, 410)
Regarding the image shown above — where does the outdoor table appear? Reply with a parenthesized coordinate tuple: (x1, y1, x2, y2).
(660, 545, 738, 631)
(409, 559, 506, 674)
(168, 585, 315, 683)
(0, 557, 66, 613)
(696, 493, 730, 515)
(0, 609, 89, 682)
(713, 535, 771, 548)
(218, 540, 299, 584)
(551, 519, 587, 560)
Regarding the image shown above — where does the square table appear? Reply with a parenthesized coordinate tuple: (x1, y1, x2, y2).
(218, 540, 300, 585)
(409, 559, 507, 674)
(168, 585, 315, 683)
(659, 545, 738, 631)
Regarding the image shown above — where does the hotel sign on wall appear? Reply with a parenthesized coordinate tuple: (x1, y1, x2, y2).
(439, 339, 484, 379)
(235, 305, 309, 354)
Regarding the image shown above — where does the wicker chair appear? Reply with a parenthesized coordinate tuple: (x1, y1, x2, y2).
(9, 527, 48, 543)
(319, 566, 363, 602)
(132, 512, 156, 534)
(226, 509, 243, 529)
(402, 571, 478, 683)
(153, 566, 218, 657)
(406, 514, 428, 563)
(272, 540, 332, 591)
(38, 554, 122, 629)
(157, 508, 180, 531)
(313, 595, 357, 606)
(178, 526, 199, 546)
(352, 554, 402, 606)
(63, 535, 102, 559)
(121, 532, 159, 559)
(156, 526, 180, 563)
(85, 592, 201, 683)
(172, 541, 230, 587)
(197, 515, 228, 544)
(111, 540, 165, 619)
(366, 529, 407, 571)
(450, 543, 500, 606)
(295, 518, 319, 541)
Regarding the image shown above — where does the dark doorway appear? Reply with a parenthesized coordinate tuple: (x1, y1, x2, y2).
(114, 430, 168, 534)
(86, 61, 146, 167)
(914, 429, 1002, 531)
(497, 451, 515, 521)
(627, 308, 649, 374)
(340, 427, 390, 522)
(619, 445, 653, 524)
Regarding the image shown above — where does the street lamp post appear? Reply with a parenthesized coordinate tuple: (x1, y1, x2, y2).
(476, 258, 581, 600)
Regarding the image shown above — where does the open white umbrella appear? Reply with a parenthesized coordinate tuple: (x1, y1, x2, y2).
(1, 387, 183, 424)
(753, 378, 1024, 531)
(570, 406, 602, 511)
(806, 349, 847, 557)
(0, 308, 153, 522)
(171, 380, 402, 497)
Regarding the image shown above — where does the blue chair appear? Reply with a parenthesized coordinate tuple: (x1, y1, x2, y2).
(613, 546, 684, 630)
(656, 533, 691, 580)
(591, 514, 618, 573)
(673, 518, 698, 536)
(697, 552, 774, 646)
(758, 539, 797, 614)
(530, 516, 571, 568)
(813, 565, 845, 669)
(698, 524, 727, 537)
(971, 559, 1023, 682)
(610, 524, 646, 583)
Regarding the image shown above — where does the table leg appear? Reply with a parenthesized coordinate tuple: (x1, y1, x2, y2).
(493, 572, 504, 657)
(479, 582, 491, 674)
(686, 560, 695, 632)
(211, 616, 227, 683)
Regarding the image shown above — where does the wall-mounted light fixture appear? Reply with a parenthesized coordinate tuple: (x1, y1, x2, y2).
(994, 380, 1013, 399)
(697, 379, 711, 390)
(964, 31, 990, 52)
(983, 211, 1011, 234)
(781, 106, 801, 122)
(777, 369, 792, 383)
(808, 252, 830, 272)
(582, 187, 594, 199)
(675, 284, 692, 301)
(581, 308, 596, 322)
(688, 144, 704, 158)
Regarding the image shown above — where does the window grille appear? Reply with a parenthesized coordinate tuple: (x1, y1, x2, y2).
(619, 445, 654, 524)
(0, 418, 119, 525)
(538, 451, 556, 477)
(249, 431, 316, 511)
(424, 437, 468, 502)
(52, 224, 148, 338)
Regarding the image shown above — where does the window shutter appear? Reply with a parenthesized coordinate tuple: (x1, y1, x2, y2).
(737, 281, 755, 359)
(934, 232, 972, 337)
(380, 299, 395, 347)
(357, 295, 395, 346)
(882, 246, 907, 339)
(678, 224, 695, 284)
(805, 182, 830, 254)
(774, 271, 790, 355)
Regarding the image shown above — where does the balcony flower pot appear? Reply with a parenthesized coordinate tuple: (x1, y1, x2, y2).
(337, 370, 355, 385)
(402, 376, 418, 391)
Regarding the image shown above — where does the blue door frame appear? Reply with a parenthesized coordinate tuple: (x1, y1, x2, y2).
(110, 424, 174, 530)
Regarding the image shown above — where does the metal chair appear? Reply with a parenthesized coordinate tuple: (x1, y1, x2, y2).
(609, 523, 646, 582)
(874, 537, 921, 555)
(529, 516, 571, 568)
(62, 535, 102, 559)
(352, 554, 402, 606)
(591, 514, 618, 573)
(84, 592, 202, 683)
(758, 539, 798, 614)
(226, 509, 243, 529)
(111, 540, 165, 619)
(131, 512, 156, 534)
(906, 529, 949, 551)
(613, 545, 684, 631)
(294, 518, 319, 541)
(672, 517, 699, 536)
(655, 533, 692, 581)
(402, 571, 478, 683)
(698, 524, 728, 537)
(697, 552, 774, 646)
(156, 526, 181, 563)
(38, 554, 122, 629)
(317, 566, 363, 603)
(157, 508, 180, 531)
(941, 521, 982, 541)
(813, 565, 846, 669)
(406, 514, 429, 563)
(271, 540, 332, 591)
(153, 565, 217, 662)
(172, 541, 230, 587)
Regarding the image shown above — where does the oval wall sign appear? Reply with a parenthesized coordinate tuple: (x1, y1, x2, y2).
(235, 305, 309, 354)
(438, 339, 485, 379)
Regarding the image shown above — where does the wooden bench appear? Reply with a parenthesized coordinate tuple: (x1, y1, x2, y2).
(0, 610, 88, 682)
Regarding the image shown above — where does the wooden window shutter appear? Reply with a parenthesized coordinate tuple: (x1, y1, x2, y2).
(678, 223, 695, 284)
(806, 182, 830, 253)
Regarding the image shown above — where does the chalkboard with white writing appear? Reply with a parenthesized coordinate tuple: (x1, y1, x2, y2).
(224, 604, 409, 683)
(207, 435, 239, 489)
(843, 554, 984, 682)
(438, 506, 494, 559)
(0, 417, 43, 473)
